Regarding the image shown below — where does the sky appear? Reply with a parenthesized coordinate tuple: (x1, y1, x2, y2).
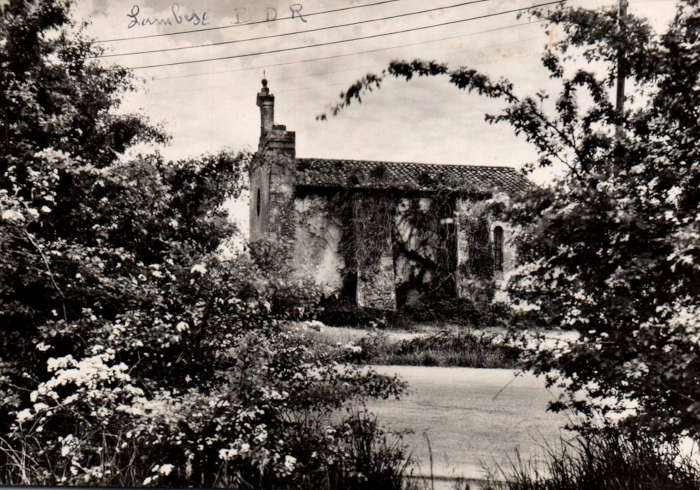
(73, 0, 678, 229)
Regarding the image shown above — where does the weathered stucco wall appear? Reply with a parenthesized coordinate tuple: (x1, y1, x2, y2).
(293, 194, 344, 293)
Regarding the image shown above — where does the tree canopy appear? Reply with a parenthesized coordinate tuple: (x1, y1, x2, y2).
(327, 0, 700, 440)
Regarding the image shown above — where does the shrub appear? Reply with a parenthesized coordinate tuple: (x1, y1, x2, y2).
(376, 330, 521, 368)
(400, 297, 511, 327)
(316, 297, 414, 330)
(322, 328, 522, 369)
(318, 296, 516, 330)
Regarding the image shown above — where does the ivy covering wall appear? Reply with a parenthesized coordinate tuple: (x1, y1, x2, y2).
(295, 189, 498, 307)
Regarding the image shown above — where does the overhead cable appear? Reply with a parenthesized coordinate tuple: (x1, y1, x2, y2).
(152, 20, 544, 81)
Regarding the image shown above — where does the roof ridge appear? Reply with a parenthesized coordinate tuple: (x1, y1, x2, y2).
(295, 157, 518, 172)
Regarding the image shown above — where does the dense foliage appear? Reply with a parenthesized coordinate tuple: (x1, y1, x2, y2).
(0, 0, 407, 486)
(317, 296, 515, 329)
(327, 1, 700, 441)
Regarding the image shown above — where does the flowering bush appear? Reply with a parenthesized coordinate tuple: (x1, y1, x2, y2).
(0, 1, 408, 486)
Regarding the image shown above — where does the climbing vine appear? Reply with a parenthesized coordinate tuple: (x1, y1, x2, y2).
(311, 188, 497, 305)
(392, 191, 458, 300)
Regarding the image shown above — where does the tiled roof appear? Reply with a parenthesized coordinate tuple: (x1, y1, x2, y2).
(295, 158, 532, 195)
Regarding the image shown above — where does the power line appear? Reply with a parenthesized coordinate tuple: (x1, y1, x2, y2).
(138, 36, 541, 98)
(99, 0, 492, 59)
(162, 50, 542, 106)
(151, 20, 545, 82)
(95, 0, 408, 43)
(117, 0, 565, 71)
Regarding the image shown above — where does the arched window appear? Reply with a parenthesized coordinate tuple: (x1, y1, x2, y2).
(256, 188, 261, 217)
(493, 226, 504, 272)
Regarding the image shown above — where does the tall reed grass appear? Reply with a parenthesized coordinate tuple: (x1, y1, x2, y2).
(481, 432, 700, 490)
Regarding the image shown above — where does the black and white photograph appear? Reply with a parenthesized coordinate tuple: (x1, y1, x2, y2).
(1, 0, 699, 488)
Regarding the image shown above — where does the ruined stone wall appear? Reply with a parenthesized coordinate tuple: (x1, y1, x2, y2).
(256, 169, 518, 309)
(292, 194, 344, 293)
(289, 192, 464, 309)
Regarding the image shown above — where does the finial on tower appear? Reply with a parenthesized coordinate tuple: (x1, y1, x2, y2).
(257, 76, 274, 136)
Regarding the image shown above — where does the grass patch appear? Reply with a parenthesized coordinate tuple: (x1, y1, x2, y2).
(480, 432, 700, 490)
(366, 330, 522, 369)
(306, 325, 522, 369)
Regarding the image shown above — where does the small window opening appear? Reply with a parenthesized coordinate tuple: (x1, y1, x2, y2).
(493, 226, 504, 272)
(256, 188, 261, 217)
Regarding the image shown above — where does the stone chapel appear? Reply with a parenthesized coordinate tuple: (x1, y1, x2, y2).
(248, 80, 532, 310)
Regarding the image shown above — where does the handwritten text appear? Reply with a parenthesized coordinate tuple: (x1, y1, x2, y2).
(127, 4, 211, 28)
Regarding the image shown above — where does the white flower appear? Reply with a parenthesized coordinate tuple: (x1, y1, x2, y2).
(143, 476, 153, 485)
(41, 206, 52, 213)
(190, 264, 207, 275)
(1, 209, 24, 222)
(176, 322, 189, 332)
(159, 464, 174, 476)
(16, 409, 33, 423)
(284, 455, 297, 472)
(666, 186, 682, 205)
(254, 429, 268, 443)
(36, 342, 51, 352)
(344, 343, 362, 354)
(33, 402, 49, 413)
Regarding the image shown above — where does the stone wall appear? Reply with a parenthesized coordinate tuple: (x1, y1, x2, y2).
(249, 124, 297, 250)
(293, 194, 344, 293)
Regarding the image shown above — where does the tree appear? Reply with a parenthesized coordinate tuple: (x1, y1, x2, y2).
(326, 1, 700, 441)
(0, 1, 406, 485)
